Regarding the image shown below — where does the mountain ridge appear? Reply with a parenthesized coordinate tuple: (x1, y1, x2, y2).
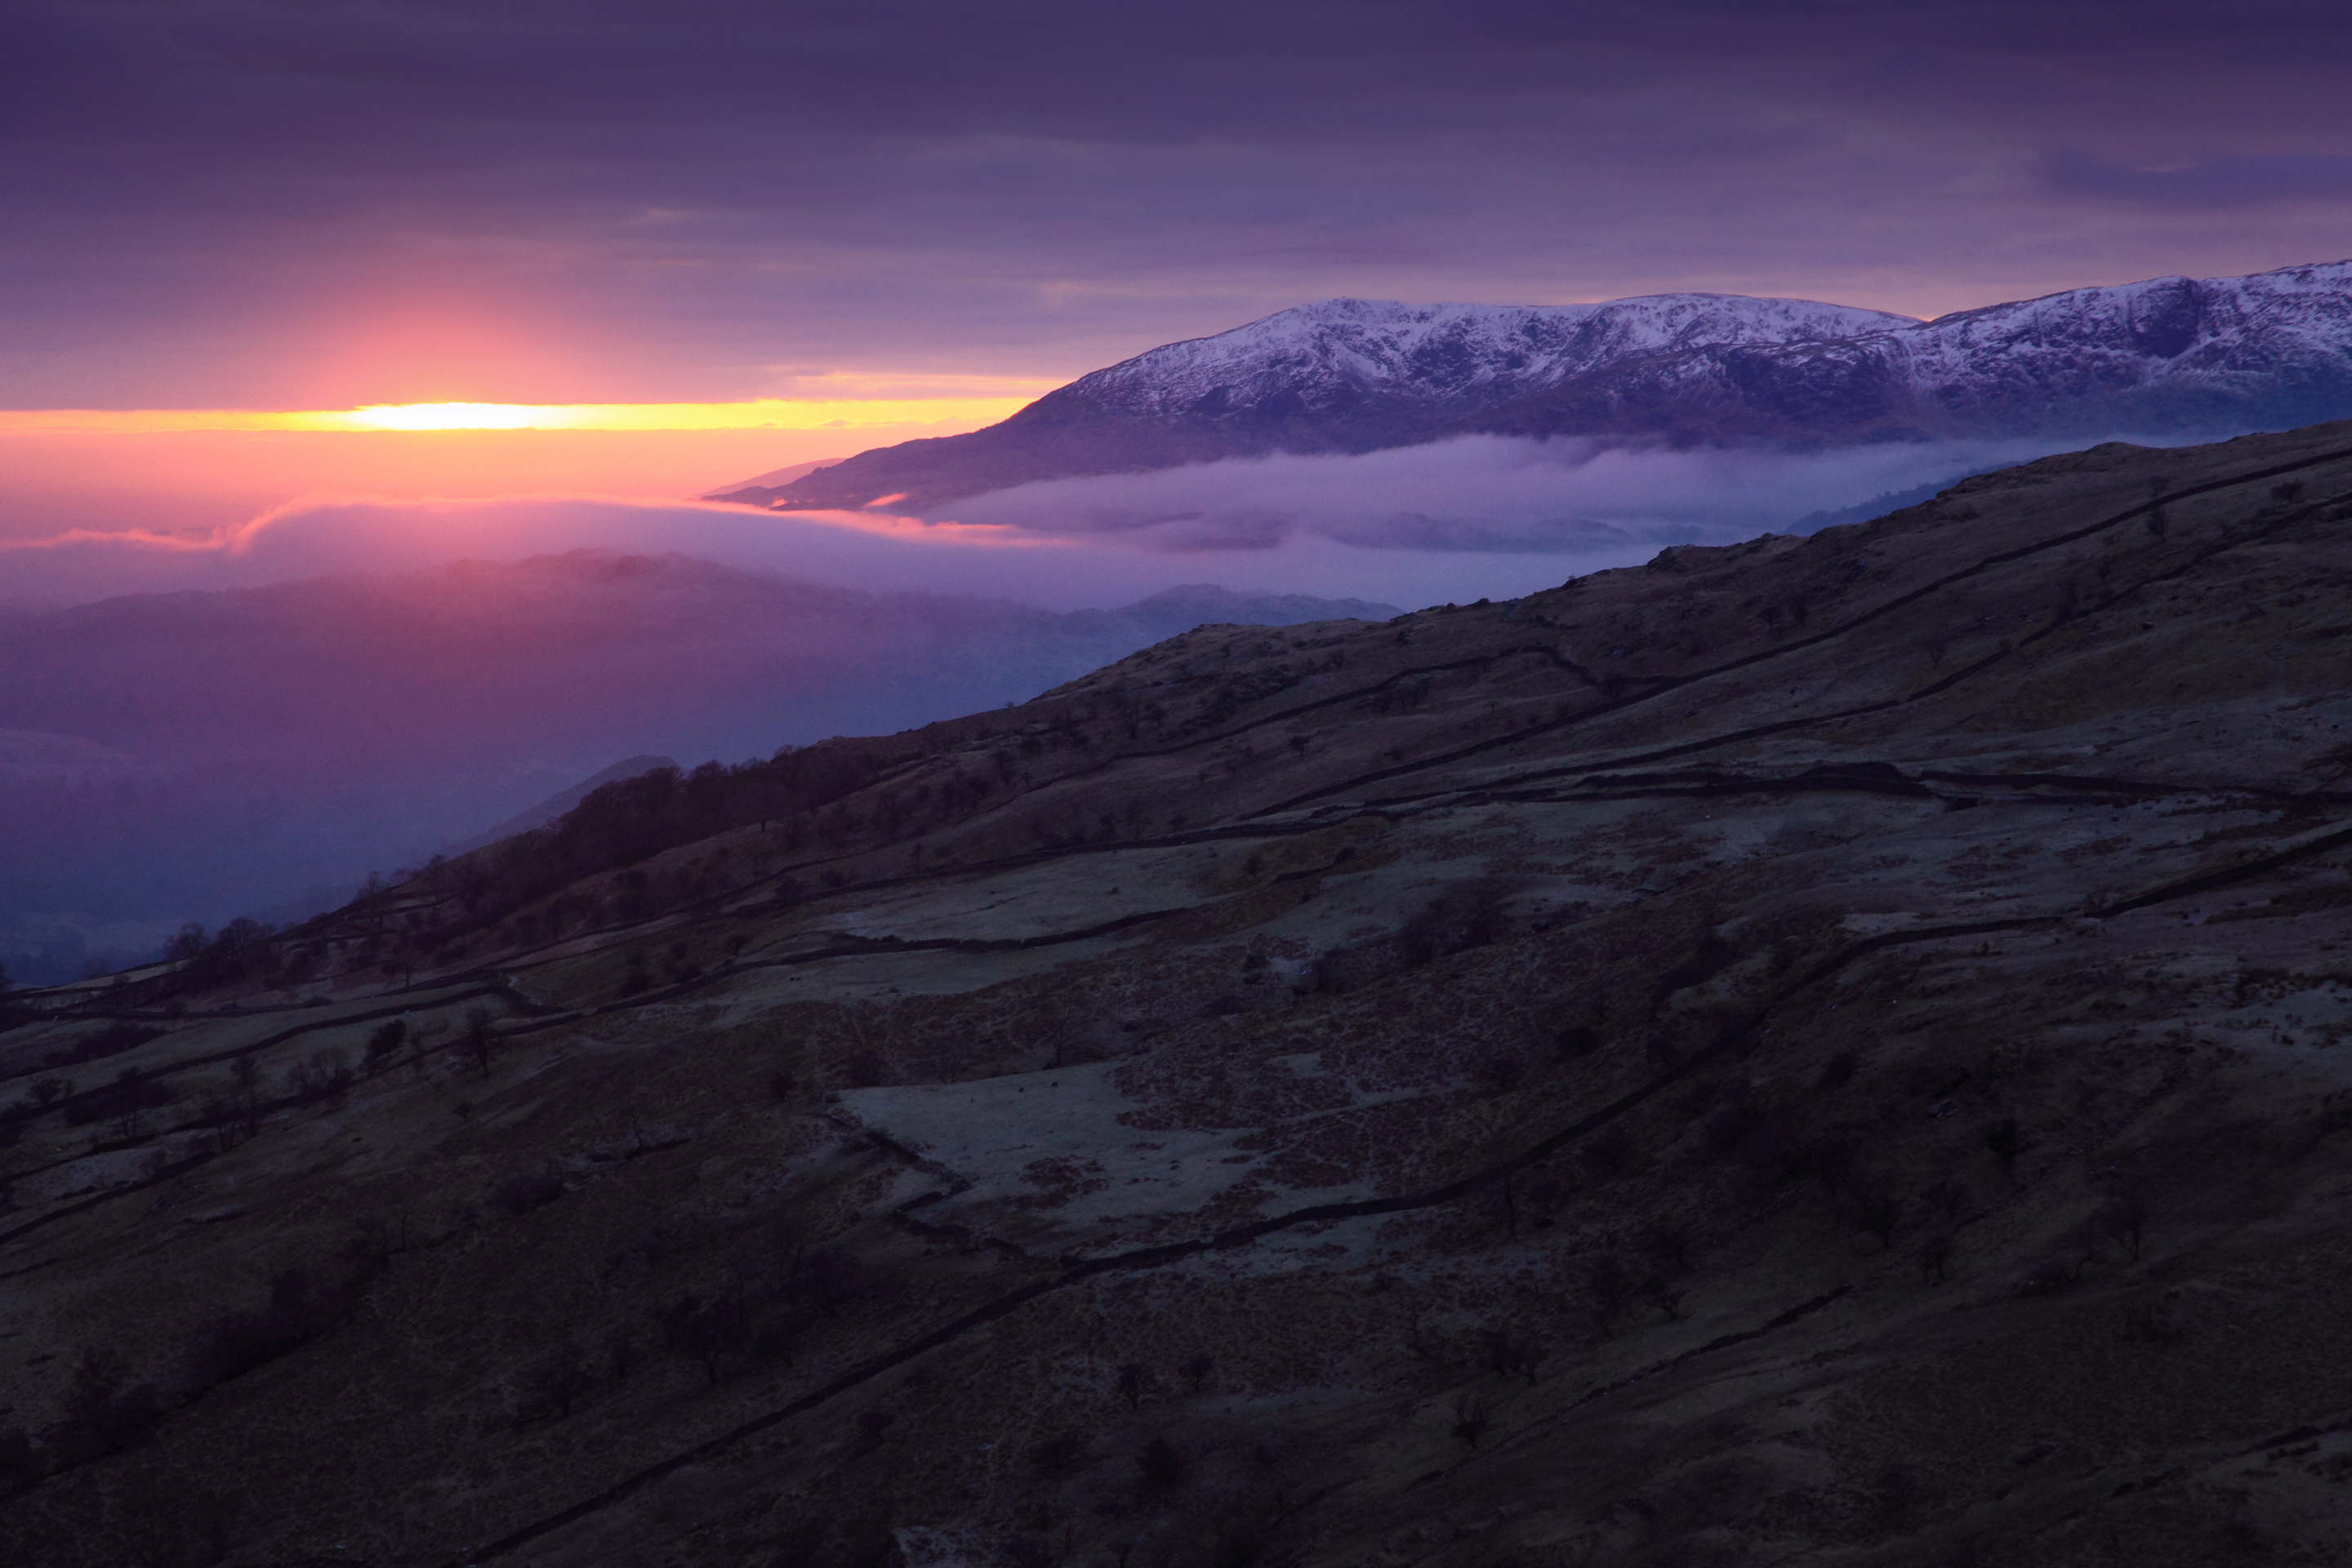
(720, 260, 2352, 514)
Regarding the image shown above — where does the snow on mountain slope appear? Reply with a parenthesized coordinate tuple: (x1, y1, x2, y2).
(1886, 261, 2352, 421)
(1062, 293, 1916, 417)
(726, 261, 2352, 513)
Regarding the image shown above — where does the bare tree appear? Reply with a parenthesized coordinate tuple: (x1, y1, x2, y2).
(1922, 1177, 1968, 1222)
(1856, 1191, 1900, 1250)
(1450, 1392, 1491, 1450)
(230, 1056, 265, 1140)
(854, 1407, 895, 1451)
(1031, 1431, 1086, 1469)
(1137, 1433, 1184, 1488)
(1478, 1323, 1542, 1383)
(109, 1067, 148, 1143)
(1584, 1254, 1629, 1330)
(532, 1337, 590, 1419)
(62, 1349, 158, 1456)
(459, 1007, 498, 1077)
(2098, 1192, 2149, 1261)
(664, 1292, 743, 1387)
(363, 1019, 408, 1072)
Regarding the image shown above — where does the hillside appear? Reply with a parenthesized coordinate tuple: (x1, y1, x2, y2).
(7, 421, 2352, 1566)
(724, 261, 2352, 514)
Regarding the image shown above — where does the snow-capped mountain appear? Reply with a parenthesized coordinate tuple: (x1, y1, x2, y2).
(1057, 293, 1913, 419)
(719, 261, 2352, 513)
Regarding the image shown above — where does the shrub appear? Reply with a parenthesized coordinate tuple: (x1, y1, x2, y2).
(60, 1350, 159, 1457)
(789, 1245, 871, 1316)
(1450, 1392, 1491, 1450)
(347, 1213, 403, 1272)
(1802, 1133, 1860, 1192)
(491, 1170, 565, 1218)
(1137, 1433, 1185, 1487)
(2097, 1192, 2149, 1261)
(1031, 1431, 1086, 1470)
(59, 1022, 163, 1066)
(1477, 1052, 1527, 1094)
(664, 1292, 746, 1386)
(1579, 1127, 1633, 1181)
(2018, 1255, 2078, 1297)
(287, 1049, 353, 1109)
(1704, 1090, 1763, 1154)
(751, 1317, 804, 1363)
(1984, 1117, 2021, 1170)
(363, 1019, 408, 1069)
(529, 1339, 591, 1420)
(459, 1007, 499, 1076)
(1396, 881, 1508, 965)
(1856, 1192, 1900, 1249)
(184, 1266, 367, 1388)
(1211, 1527, 1263, 1568)
(1478, 1323, 1542, 1383)
(1639, 1223, 1690, 1270)
(1583, 1254, 1630, 1328)
(0, 1423, 33, 1490)
(1922, 1177, 1968, 1221)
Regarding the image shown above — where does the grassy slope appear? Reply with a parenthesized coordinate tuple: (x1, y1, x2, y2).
(6, 424, 2352, 1566)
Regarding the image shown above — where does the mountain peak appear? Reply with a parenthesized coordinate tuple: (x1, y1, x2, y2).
(712, 259, 2352, 514)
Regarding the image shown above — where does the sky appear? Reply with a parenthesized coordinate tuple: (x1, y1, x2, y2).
(7, 0, 2352, 589)
(10, 0, 2352, 960)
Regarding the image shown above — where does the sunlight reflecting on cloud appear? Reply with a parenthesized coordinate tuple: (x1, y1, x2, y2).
(0, 390, 1050, 436)
(0, 430, 2206, 613)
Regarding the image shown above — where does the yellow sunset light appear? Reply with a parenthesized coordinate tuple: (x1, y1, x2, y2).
(347, 402, 550, 430)
(0, 385, 1055, 438)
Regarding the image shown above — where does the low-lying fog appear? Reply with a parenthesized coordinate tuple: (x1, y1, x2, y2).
(2, 432, 2168, 612)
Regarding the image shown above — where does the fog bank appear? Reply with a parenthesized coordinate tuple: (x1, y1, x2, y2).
(2, 433, 2189, 612)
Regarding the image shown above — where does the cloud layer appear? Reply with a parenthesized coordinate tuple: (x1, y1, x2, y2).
(2, 431, 2167, 612)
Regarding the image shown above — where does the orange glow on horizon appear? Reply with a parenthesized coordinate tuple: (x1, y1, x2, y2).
(0, 386, 1052, 437)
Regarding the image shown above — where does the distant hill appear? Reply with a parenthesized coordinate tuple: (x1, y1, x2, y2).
(719, 260, 2352, 513)
(0, 553, 1392, 981)
(443, 755, 680, 857)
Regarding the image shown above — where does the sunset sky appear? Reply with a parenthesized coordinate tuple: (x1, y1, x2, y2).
(7, 1, 2352, 568)
(10, 0, 2352, 960)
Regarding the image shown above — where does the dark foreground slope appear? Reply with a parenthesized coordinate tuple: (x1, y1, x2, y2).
(7, 423, 2352, 1567)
